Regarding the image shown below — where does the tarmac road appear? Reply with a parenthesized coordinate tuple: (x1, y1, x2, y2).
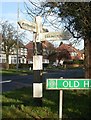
(1, 68, 85, 92)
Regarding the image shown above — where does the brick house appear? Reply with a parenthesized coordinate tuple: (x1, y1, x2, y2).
(57, 43, 84, 60)
(25, 41, 55, 64)
(25, 41, 84, 66)
(25, 41, 33, 64)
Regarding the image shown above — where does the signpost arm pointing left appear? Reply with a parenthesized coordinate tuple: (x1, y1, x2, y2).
(18, 20, 36, 32)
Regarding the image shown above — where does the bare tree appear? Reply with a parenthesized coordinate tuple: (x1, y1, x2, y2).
(1, 21, 25, 69)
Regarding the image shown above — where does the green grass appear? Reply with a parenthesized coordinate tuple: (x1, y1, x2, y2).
(1, 86, 91, 119)
(0, 69, 33, 76)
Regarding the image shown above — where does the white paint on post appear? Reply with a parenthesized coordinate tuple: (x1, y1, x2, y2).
(33, 83, 42, 98)
(35, 16, 43, 42)
(33, 55, 43, 70)
(35, 16, 42, 34)
(59, 90, 63, 120)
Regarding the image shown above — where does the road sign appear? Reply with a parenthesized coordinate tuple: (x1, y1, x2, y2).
(18, 20, 36, 32)
(39, 30, 71, 41)
(46, 78, 91, 119)
(61, 30, 72, 40)
(39, 32, 63, 41)
(46, 79, 91, 89)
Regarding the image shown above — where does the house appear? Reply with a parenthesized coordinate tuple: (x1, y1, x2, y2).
(25, 41, 55, 64)
(8, 42, 27, 64)
(80, 49, 85, 60)
(57, 43, 84, 60)
(0, 33, 27, 68)
(25, 41, 84, 66)
(25, 41, 33, 64)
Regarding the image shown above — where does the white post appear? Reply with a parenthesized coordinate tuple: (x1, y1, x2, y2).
(59, 90, 63, 120)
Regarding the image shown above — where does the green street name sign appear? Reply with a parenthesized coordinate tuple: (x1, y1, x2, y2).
(46, 79, 91, 90)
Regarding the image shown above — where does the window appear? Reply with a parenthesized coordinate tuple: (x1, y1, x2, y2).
(11, 57, 17, 64)
(0, 54, 6, 63)
(71, 52, 77, 56)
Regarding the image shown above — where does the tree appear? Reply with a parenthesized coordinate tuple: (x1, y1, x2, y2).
(24, 1, 91, 78)
(1, 21, 25, 69)
(42, 41, 56, 63)
(42, 2, 91, 78)
(57, 49, 71, 61)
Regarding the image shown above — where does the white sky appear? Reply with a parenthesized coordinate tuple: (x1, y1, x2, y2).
(1, 0, 84, 50)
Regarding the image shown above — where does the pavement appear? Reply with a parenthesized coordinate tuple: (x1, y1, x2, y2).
(2, 81, 32, 92)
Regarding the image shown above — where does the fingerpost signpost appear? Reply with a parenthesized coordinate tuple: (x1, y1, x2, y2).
(18, 16, 71, 107)
(46, 78, 91, 119)
(18, 16, 43, 106)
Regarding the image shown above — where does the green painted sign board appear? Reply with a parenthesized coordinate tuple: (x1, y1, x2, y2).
(46, 79, 91, 90)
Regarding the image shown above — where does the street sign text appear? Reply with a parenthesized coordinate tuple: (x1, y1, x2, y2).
(46, 79, 91, 90)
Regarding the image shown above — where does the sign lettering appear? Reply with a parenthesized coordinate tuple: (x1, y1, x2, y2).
(46, 79, 91, 89)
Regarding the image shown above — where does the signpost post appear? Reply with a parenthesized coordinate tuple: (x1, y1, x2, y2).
(46, 78, 91, 119)
(18, 16, 43, 106)
(33, 16, 43, 106)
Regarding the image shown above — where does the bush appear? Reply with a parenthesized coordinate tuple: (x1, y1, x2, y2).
(73, 60, 84, 64)
(18, 63, 29, 69)
(9, 64, 30, 69)
(64, 60, 73, 65)
(9, 64, 16, 69)
(43, 63, 49, 69)
(64, 60, 84, 65)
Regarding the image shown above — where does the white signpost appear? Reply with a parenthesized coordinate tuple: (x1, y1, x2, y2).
(18, 16, 72, 109)
(18, 19, 71, 42)
(39, 31, 71, 41)
(39, 32, 63, 41)
(18, 17, 43, 101)
(18, 20, 36, 32)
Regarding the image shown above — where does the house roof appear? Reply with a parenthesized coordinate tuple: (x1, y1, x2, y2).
(25, 41, 33, 49)
(25, 41, 54, 60)
(25, 41, 54, 49)
(57, 43, 80, 53)
(42, 41, 54, 49)
(56, 43, 84, 60)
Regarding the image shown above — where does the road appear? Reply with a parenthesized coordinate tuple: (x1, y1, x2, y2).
(1, 68, 85, 92)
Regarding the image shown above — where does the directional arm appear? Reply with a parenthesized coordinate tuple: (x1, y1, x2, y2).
(18, 20, 36, 32)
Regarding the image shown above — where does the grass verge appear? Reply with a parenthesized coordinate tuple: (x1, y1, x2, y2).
(0, 69, 33, 76)
(1, 86, 91, 119)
